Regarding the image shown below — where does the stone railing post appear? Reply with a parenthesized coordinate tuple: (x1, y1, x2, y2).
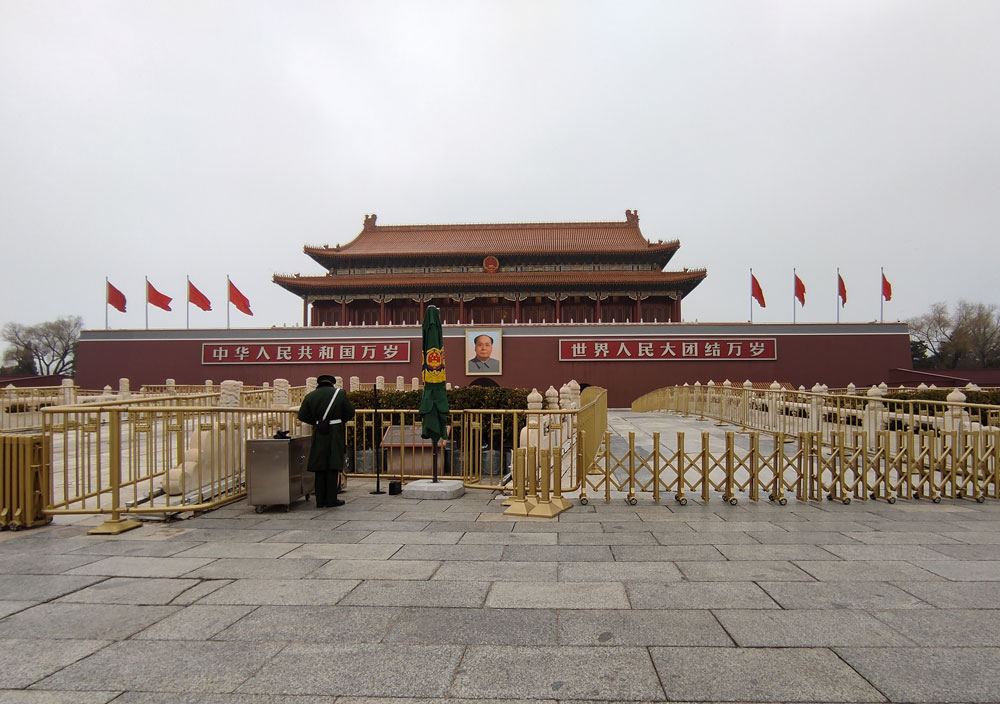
(305, 377, 318, 395)
(375, 376, 385, 390)
(349, 376, 360, 392)
(273, 378, 290, 408)
(396, 376, 405, 391)
(863, 385, 885, 444)
(767, 381, 781, 432)
(219, 380, 242, 408)
(335, 376, 344, 389)
(545, 386, 559, 411)
(411, 376, 420, 390)
(810, 383, 825, 436)
(944, 388, 971, 434)
(119, 378, 131, 400)
(60, 378, 76, 405)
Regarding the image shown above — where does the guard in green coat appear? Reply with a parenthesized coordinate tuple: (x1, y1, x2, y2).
(297, 374, 355, 507)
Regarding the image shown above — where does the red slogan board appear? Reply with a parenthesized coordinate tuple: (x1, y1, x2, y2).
(559, 338, 777, 361)
(202, 341, 411, 365)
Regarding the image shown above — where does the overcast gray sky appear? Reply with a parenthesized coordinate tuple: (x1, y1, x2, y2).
(2, 0, 998, 341)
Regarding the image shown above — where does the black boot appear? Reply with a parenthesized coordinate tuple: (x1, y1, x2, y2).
(328, 495, 346, 507)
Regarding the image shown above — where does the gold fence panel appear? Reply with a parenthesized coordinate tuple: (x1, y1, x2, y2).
(0, 433, 50, 530)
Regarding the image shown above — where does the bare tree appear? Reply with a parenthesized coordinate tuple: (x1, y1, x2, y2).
(908, 301, 1000, 369)
(1, 316, 82, 376)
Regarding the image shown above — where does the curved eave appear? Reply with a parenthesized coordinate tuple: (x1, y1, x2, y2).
(274, 269, 707, 298)
(304, 241, 682, 269)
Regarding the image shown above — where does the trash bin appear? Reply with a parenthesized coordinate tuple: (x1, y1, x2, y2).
(246, 436, 314, 513)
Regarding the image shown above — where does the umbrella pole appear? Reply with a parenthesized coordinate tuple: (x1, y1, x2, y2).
(371, 387, 385, 495)
(433, 442, 439, 483)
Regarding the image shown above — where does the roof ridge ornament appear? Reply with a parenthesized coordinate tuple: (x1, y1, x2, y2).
(625, 209, 639, 225)
(363, 213, 377, 231)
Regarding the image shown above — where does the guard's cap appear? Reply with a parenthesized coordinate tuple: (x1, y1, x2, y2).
(317, 374, 336, 386)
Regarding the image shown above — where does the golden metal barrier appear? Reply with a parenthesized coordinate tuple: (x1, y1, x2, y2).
(0, 433, 50, 530)
(577, 427, 1000, 507)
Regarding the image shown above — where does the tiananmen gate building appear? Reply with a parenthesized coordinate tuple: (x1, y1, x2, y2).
(75, 211, 913, 406)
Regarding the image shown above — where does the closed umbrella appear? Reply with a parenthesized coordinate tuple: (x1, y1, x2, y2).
(419, 305, 449, 482)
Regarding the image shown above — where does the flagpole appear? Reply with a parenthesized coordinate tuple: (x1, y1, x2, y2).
(749, 268, 753, 323)
(145, 276, 149, 330)
(105, 277, 109, 330)
(792, 268, 796, 324)
(880, 267, 884, 323)
(226, 275, 231, 330)
(836, 268, 840, 324)
(186, 276, 190, 330)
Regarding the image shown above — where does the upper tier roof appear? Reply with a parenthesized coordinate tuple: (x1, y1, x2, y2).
(305, 210, 679, 266)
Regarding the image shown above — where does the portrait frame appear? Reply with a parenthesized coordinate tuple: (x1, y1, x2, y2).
(465, 328, 503, 376)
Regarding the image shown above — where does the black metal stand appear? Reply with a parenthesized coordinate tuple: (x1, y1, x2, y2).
(432, 443, 439, 483)
(370, 386, 385, 495)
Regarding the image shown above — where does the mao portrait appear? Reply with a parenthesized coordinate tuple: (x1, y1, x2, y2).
(466, 329, 502, 375)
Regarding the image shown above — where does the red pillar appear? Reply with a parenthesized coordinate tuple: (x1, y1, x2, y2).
(636, 296, 642, 323)
(340, 300, 347, 326)
(555, 296, 561, 323)
(595, 296, 602, 323)
(379, 299, 385, 325)
(459, 299, 465, 324)
(514, 297, 520, 323)
(303, 297, 309, 326)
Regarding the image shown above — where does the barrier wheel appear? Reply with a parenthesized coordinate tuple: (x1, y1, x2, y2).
(870, 493, 877, 500)
(887, 497, 897, 504)
(580, 497, 589, 506)
(254, 505, 266, 514)
(729, 497, 738, 506)
(628, 497, 638, 506)
(842, 497, 851, 505)
(778, 497, 788, 506)
(676, 496, 688, 506)
(933, 496, 942, 504)
(768, 493, 775, 502)
(8, 524, 21, 532)
(977, 496, 986, 504)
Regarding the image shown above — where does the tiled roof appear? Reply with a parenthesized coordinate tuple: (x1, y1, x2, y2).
(306, 211, 679, 259)
(273, 268, 707, 295)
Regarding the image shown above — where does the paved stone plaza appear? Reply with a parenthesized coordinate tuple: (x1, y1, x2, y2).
(2, 411, 1000, 703)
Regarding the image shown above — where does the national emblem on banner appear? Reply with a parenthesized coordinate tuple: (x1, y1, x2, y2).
(423, 346, 446, 384)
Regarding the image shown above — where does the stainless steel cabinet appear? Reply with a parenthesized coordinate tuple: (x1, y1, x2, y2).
(246, 436, 315, 512)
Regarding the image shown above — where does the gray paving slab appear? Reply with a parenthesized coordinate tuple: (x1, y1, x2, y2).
(746, 530, 861, 544)
(0, 639, 109, 689)
(486, 581, 628, 609)
(383, 606, 558, 645)
(916, 543, 1000, 559)
(339, 579, 490, 607)
(432, 560, 558, 582)
(843, 531, 964, 544)
(182, 557, 328, 579)
(716, 544, 840, 560)
(715, 609, 914, 647)
(758, 581, 931, 610)
(132, 604, 255, 640)
(611, 545, 725, 561)
(557, 561, 684, 582)
(836, 646, 1000, 703)
(170, 542, 301, 559)
(818, 544, 956, 561)
(34, 640, 284, 693)
(627, 582, 781, 609)
(165, 527, 288, 542)
(502, 545, 613, 562)
(358, 530, 463, 544)
(0, 603, 179, 640)
(109, 695, 337, 703)
(0, 553, 104, 574)
(794, 560, 945, 582)
(558, 608, 733, 646)
(458, 532, 557, 545)
(650, 646, 886, 702)
(0, 574, 105, 601)
(67, 540, 203, 557)
(893, 580, 1000, 608)
(261, 528, 370, 543)
(0, 601, 33, 619)
(213, 604, 403, 643)
(556, 531, 658, 544)
(64, 556, 216, 578)
(310, 558, 440, 580)
(54, 577, 202, 604)
(236, 643, 464, 697)
(871, 609, 1000, 645)
(280, 543, 400, 560)
(677, 560, 815, 581)
(450, 645, 665, 700)
(393, 544, 505, 561)
(0, 690, 119, 703)
(652, 530, 760, 545)
(196, 578, 360, 605)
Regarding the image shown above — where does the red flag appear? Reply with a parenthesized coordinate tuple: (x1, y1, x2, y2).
(147, 281, 172, 311)
(838, 273, 847, 306)
(881, 273, 892, 301)
(229, 280, 253, 316)
(751, 274, 766, 308)
(107, 281, 127, 313)
(188, 280, 212, 311)
(794, 274, 806, 306)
